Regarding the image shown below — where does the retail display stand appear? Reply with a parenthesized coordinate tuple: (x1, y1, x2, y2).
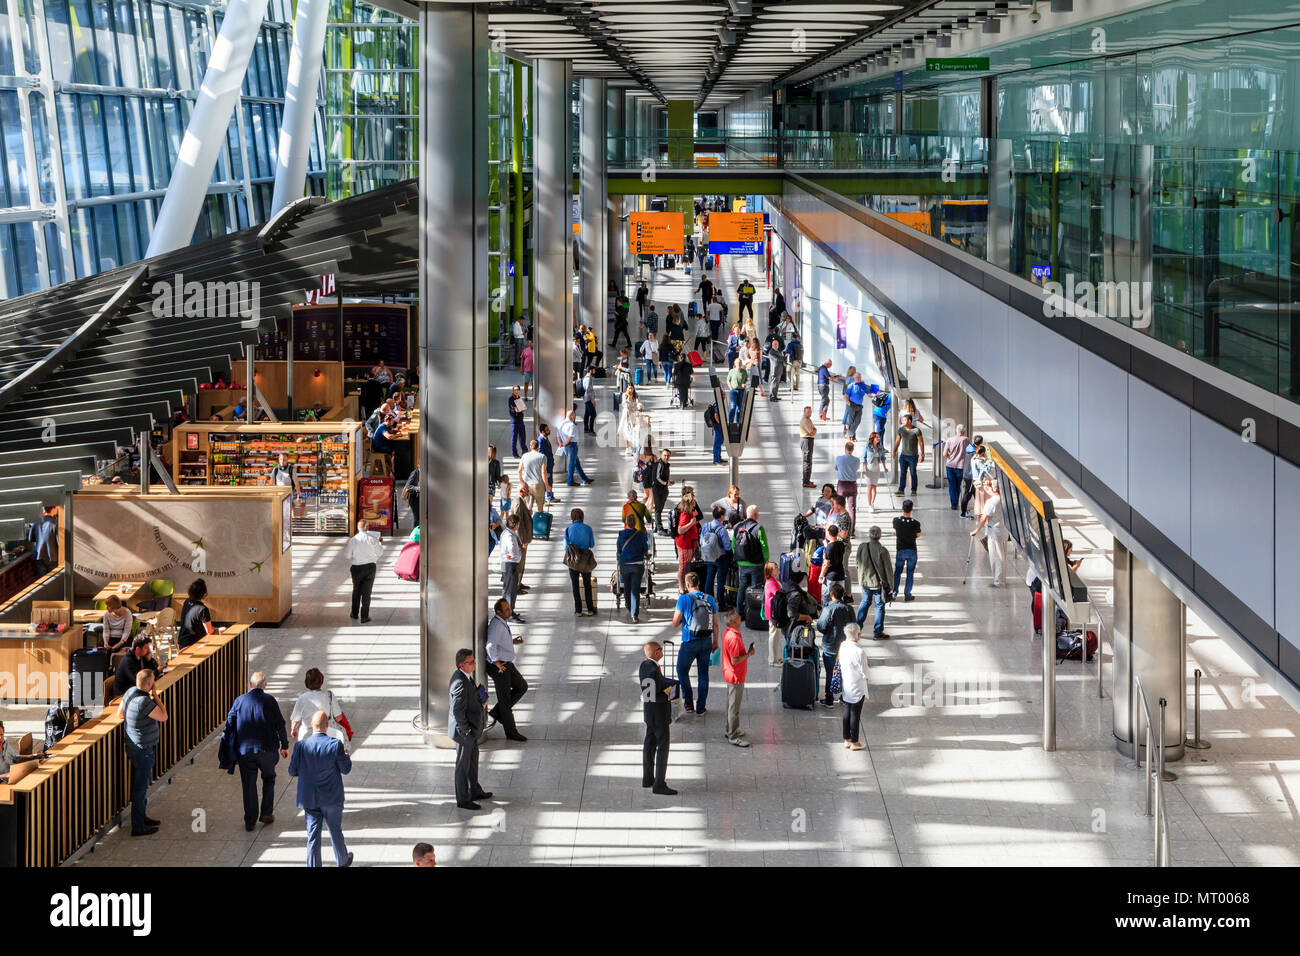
(171, 422, 362, 536)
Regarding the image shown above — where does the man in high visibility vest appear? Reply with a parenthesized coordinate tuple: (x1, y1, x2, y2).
(736, 279, 756, 321)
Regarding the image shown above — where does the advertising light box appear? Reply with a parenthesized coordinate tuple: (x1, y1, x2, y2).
(709, 212, 765, 255)
(628, 211, 684, 255)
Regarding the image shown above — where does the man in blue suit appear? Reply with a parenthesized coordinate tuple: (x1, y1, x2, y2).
(449, 647, 492, 810)
(288, 710, 354, 867)
(224, 672, 289, 832)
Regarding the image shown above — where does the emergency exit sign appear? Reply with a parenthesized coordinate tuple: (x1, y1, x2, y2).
(926, 57, 989, 72)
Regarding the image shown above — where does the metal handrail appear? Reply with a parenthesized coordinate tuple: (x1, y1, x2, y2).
(1132, 676, 1173, 866)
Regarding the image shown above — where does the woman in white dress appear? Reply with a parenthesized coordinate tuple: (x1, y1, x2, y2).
(289, 667, 351, 750)
(618, 385, 638, 454)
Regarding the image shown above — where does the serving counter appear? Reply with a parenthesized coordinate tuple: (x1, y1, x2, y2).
(0, 625, 248, 867)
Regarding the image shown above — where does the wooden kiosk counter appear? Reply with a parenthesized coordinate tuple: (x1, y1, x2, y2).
(172, 421, 362, 536)
(71, 486, 293, 626)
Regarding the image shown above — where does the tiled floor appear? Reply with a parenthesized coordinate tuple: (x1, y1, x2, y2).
(68, 255, 1300, 867)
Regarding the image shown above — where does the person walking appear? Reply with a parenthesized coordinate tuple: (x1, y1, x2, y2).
(894, 412, 924, 497)
(672, 345, 693, 408)
(705, 399, 724, 465)
(485, 599, 528, 742)
(720, 610, 752, 746)
(815, 583, 855, 707)
(870, 384, 891, 438)
(612, 294, 632, 349)
(726, 359, 747, 424)
(517, 439, 550, 514)
(639, 641, 678, 795)
(736, 277, 756, 322)
(694, 309, 712, 355)
(834, 442, 861, 533)
(861, 431, 889, 514)
(892, 498, 922, 601)
(225, 672, 289, 832)
(448, 648, 493, 810)
(344, 519, 382, 624)
(563, 508, 597, 616)
(119, 669, 167, 836)
(557, 409, 593, 486)
(499, 513, 525, 622)
(640, 330, 659, 383)
(672, 571, 718, 715)
(817, 359, 833, 420)
(799, 406, 817, 487)
(837, 624, 870, 749)
(402, 466, 420, 530)
(959, 434, 985, 518)
(511, 316, 527, 369)
(855, 526, 893, 639)
(733, 505, 769, 612)
(651, 448, 673, 534)
(508, 385, 527, 458)
(843, 373, 869, 439)
(537, 424, 561, 505)
(582, 366, 598, 434)
(971, 478, 1008, 586)
(617, 513, 651, 623)
(635, 280, 649, 321)
(520, 340, 534, 401)
(288, 710, 353, 866)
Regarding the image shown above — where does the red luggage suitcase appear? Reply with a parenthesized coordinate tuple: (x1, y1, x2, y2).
(394, 541, 420, 581)
(1032, 590, 1043, 633)
(688, 350, 703, 367)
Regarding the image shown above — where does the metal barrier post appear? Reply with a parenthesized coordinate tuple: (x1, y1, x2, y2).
(1186, 668, 1211, 750)
(1094, 610, 1105, 699)
(1155, 698, 1166, 859)
(1042, 587, 1056, 752)
(1130, 677, 1142, 770)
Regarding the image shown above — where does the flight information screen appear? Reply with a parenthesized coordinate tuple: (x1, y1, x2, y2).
(708, 212, 765, 255)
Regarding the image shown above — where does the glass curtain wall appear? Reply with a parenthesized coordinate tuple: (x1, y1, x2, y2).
(0, 0, 325, 299)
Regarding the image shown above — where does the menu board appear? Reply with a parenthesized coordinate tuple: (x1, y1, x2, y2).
(285, 305, 410, 367)
(708, 212, 765, 255)
(628, 211, 684, 255)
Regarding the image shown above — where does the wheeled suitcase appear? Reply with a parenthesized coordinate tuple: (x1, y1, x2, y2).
(532, 510, 553, 540)
(722, 565, 739, 609)
(744, 585, 765, 630)
(634, 366, 646, 386)
(780, 656, 818, 710)
(688, 300, 697, 317)
(394, 541, 420, 581)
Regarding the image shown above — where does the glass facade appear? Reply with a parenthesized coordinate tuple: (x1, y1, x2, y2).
(0, 0, 324, 299)
(723, 0, 1300, 400)
(324, 0, 417, 198)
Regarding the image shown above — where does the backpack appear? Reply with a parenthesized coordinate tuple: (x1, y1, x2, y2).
(700, 521, 724, 562)
(687, 591, 713, 638)
(872, 390, 889, 409)
(703, 404, 720, 429)
(734, 522, 763, 564)
(770, 587, 791, 630)
(573, 379, 585, 398)
(45, 705, 81, 749)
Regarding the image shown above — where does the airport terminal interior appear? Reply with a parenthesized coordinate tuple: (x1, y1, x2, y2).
(1, 0, 1299, 882)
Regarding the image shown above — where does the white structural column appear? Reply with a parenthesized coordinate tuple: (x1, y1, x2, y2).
(146, 0, 271, 257)
(418, 3, 491, 733)
(270, 0, 329, 212)
(578, 77, 607, 334)
(532, 59, 573, 433)
(607, 85, 626, 165)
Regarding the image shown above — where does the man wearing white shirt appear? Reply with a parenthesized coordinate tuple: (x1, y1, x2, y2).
(517, 439, 550, 512)
(343, 519, 383, 623)
(499, 514, 525, 622)
(706, 296, 725, 343)
(640, 331, 659, 383)
(484, 600, 528, 742)
(557, 410, 593, 486)
(511, 318, 526, 368)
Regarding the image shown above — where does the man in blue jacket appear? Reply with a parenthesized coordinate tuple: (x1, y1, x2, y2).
(844, 373, 870, 440)
(288, 711, 353, 867)
(225, 672, 290, 832)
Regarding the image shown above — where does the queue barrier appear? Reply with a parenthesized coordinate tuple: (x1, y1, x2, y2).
(0, 625, 249, 867)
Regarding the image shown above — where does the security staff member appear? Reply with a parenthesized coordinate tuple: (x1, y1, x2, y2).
(639, 641, 678, 795)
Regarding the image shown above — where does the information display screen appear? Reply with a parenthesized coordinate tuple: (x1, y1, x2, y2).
(628, 211, 684, 255)
(284, 305, 410, 368)
(708, 212, 765, 255)
(989, 442, 1066, 602)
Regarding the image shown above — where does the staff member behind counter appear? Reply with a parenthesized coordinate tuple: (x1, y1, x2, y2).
(178, 578, 223, 649)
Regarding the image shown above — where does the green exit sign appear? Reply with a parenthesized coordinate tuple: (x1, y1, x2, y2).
(926, 57, 990, 72)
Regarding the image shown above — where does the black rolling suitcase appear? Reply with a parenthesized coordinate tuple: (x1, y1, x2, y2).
(780, 655, 818, 710)
(722, 565, 739, 610)
(744, 585, 765, 630)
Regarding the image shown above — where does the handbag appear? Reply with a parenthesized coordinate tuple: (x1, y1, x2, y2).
(563, 545, 597, 573)
(829, 662, 843, 697)
(709, 647, 721, 667)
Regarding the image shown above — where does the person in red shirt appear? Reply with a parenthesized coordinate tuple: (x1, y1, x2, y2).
(721, 610, 753, 746)
(674, 492, 701, 594)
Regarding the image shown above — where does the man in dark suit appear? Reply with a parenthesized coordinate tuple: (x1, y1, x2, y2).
(639, 641, 678, 795)
(448, 647, 493, 810)
(225, 672, 289, 832)
(288, 710, 353, 867)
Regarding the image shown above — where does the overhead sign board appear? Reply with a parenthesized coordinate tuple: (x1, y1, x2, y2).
(926, 57, 990, 73)
(628, 211, 684, 255)
(708, 212, 765, 255)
